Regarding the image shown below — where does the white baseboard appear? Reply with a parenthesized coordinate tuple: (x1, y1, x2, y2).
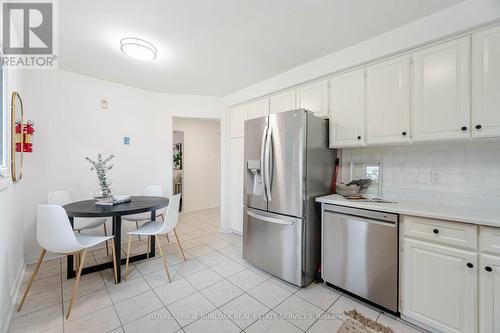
(1, 262, 26, 333)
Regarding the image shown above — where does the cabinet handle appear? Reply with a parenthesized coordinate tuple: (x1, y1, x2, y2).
(433, 229, 439, 234)
(485, 266, 492, 272)
(475, 124, 482, 130)
(357, 136, 361, 140)
(461, 126, 468, 131)
(402, 131, 407, 136)
(467, 263, 474, 268)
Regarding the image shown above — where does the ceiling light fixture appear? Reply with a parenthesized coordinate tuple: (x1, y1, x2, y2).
(120, 37, 157, 61)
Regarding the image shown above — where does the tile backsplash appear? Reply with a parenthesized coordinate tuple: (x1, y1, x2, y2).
(340, 141, 500, 207)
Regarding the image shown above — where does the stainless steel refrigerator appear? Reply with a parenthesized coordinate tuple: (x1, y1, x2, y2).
(242, 109, 336, 287)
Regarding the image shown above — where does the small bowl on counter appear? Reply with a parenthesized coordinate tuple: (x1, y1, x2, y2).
(336, 183, 360, 197)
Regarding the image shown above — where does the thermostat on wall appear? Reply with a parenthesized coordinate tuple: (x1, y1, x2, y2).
(100, 99, 108, 109)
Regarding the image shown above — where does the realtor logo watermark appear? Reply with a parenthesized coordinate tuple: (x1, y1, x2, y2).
(1, 1, 57, 68)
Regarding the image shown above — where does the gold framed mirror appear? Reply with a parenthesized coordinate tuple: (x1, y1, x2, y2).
(11, 91, 23, 182)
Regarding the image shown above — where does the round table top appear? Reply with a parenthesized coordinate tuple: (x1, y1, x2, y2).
(63, 196, 169, 218)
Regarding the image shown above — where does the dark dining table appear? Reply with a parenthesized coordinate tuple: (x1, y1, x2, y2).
(63, 195, 169, 283)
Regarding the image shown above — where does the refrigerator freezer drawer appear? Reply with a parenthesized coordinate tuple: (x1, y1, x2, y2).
(243, 208, 303, 286)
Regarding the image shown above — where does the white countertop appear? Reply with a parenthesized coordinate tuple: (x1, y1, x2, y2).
(316, 194, 500, 228)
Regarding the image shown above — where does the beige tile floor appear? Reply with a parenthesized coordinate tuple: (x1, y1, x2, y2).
(9, 208, 425, 333)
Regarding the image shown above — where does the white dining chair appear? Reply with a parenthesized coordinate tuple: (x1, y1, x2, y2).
(123, 185, 169, 242)
(18, 205, 117, 320)
(125, 194, 185, 282)
(48, 190, 110, 255)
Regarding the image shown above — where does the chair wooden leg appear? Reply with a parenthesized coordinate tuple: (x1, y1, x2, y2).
(66, 249, 87, 320)
(146, 236, 150, 259)
(111, 238, 118, 284)
(75, 253, 79, 271)
(173, 228, 186, 261)
(160, 215, 169, 243)
(103, 224, 109, 256)
(156, 236, 171, 282)
(125, 235, 132, 280)
(135, 222, 141, 241)
(17, 249, 46, 311)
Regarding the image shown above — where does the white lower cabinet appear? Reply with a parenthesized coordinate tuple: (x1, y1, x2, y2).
(402, 238, 477, 333)
(229, 138, 244, 233)
(479, 253, 500, 333)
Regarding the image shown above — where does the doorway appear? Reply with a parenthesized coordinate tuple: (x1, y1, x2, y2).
(172, 117, 221, 214)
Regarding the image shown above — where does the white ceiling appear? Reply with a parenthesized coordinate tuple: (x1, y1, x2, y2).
(59, 0, 465, 96)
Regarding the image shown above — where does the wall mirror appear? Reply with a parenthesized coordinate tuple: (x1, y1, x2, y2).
(11, 91, 23, 182)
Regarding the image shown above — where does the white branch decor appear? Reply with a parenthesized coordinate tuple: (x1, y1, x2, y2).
(85, 153, 115, 198)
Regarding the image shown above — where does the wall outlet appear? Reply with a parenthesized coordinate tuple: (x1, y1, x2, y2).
(431, 170, 441, 183)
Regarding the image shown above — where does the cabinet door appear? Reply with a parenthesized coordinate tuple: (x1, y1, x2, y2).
(366, 55, 410, 144)
(246, 98, 269, 120)
(329, 69, 365, 148)
(230, 105, 247, 138)
(269, 90, 296, 114)
(412, 37, 471, 142)
(296, 80, 329, 118)
(472, 26, 500, 138)
(229, 138, 244, 233)
(402, 238, 477, 333)
(479, 253, 500, 333)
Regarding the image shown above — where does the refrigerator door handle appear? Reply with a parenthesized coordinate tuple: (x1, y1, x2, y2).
(264, 125, 272, 201)
(260, 123, 268, 201)
(247, 210, 295, 225)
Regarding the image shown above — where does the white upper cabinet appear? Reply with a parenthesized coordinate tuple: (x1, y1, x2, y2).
(479, 253, 500, 333)
(329, 69, 365, 148)
(269, 90, 296, 114)
(411, 37, 471, 142)
(230, 105, 247, 138)
(296, 80, 329, 118)
(366, 55, 410, 144)
(246, 98, 269, 120)
(402, 238, 477, 333)
(472, 25, 500, 139)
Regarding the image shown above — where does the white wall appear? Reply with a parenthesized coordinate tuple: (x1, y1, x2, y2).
(18, 69, 223, 263)
(173, 118, 220, 211)
(0, 68, 25, 333)
(223, 0, 500, 106)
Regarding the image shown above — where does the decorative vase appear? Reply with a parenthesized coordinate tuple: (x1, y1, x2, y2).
(86, 153, 115, 199)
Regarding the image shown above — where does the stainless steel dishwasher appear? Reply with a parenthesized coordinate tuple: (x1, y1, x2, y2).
(322, 204, 399, 313)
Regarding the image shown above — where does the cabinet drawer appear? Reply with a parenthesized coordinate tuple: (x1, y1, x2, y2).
(479, 226, 500, 255)
(402, 215, 477, 250)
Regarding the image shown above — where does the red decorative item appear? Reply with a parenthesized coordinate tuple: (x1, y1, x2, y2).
(23, 121, 35, 153)
(15, 121, 22, 152)
(331, 158, 339, 194)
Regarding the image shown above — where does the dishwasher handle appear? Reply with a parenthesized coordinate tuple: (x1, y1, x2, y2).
(324, 204, 398, 224)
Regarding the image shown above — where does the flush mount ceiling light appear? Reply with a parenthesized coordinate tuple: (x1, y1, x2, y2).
(120, 37, 157, 61)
